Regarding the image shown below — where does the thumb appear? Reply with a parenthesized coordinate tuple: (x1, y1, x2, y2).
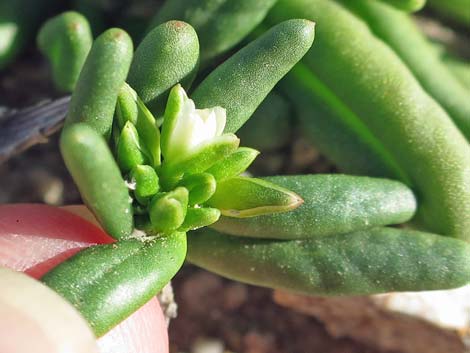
(0, 265, 98, 353)
(0, 204, 169, 353)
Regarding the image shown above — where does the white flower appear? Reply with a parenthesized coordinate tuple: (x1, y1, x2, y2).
(161, 85, 226, 163)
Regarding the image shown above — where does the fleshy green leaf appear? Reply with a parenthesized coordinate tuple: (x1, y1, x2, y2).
(206, 176, 303, 218)
(187, 227, 470, 296)
(179, 207, 221, 232)
(206, 147, 259, 181)
(149, 187, 189, 233)
(160, 134, 240, 189)
(117, 121, 147, 173)
(211, 174, 417, 239)
(42, 233, 187, 337)
(160, 84, 186, 160)
(130, 165, 160, 204)
(116, 84, 138, 129)
(119, 83, 161, 167)
(178, 173, 216, 206)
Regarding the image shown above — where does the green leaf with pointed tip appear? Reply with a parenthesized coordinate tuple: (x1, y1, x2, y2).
(117, 121, 147, 173)
(178, 173, 216, 206)
(179, 207, 221, 232)
(116, 84, 138, 129)
(42, 233, 187, 337)
(131, 165, 160, 204)
(206, 177, 303, 218)
(206, 147, 259, 181)
(160, 134, 240, 189)
(120, 83, 161, 167)
(149, 187, 189, 234)
(211, 174, 417, 239)
(160, 84, 186, 161)
(136, 96, 161, 167)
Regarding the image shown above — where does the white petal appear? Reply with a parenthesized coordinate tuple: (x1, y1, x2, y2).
(213, 106, 226, 136)
(187, 111, 208, 149)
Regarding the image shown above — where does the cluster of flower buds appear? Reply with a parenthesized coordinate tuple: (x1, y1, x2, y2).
(113, 84, 302, 235)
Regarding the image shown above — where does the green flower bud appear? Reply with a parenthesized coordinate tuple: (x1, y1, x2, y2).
(178, 173, 216, 206)
(117, 121, 147, 173)
(116, 84, 139, 129)
(179, 207, 221, 232)
(149, 187, 189, 233)
(119, 83, 161, 168)
(206, 177, 303, 218)
(130, 165, 160, 205)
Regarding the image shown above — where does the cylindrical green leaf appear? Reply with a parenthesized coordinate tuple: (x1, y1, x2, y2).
(268, 0, 470, 240)
(427, 0, 470, 26)
(148, 0, 277, 65)
(206, 177, 303, 218)
(188, 227, 470, 296)
(374, 0, 425, 12)
(443, 55, 470, 91)
(127, 21, 199, 116)
(280, 63, 407, 180)
(212, 174, 416, 239)
(0, 0, 56, 69)
(37, 11, 93, 92)
(60, 124, 133, 240)
(237, 92, 292, 152)
(192, 19, 315, 133)
(42, 233, 187, 337)
(206, 147, 260, 181)
(341, 0, 470, 141)
(65, 28, 133, 139)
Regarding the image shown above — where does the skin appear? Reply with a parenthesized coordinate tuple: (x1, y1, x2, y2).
(0, 204, 168, 353)
(268, 0, 470, 240)
(0, 266, 98, 353)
